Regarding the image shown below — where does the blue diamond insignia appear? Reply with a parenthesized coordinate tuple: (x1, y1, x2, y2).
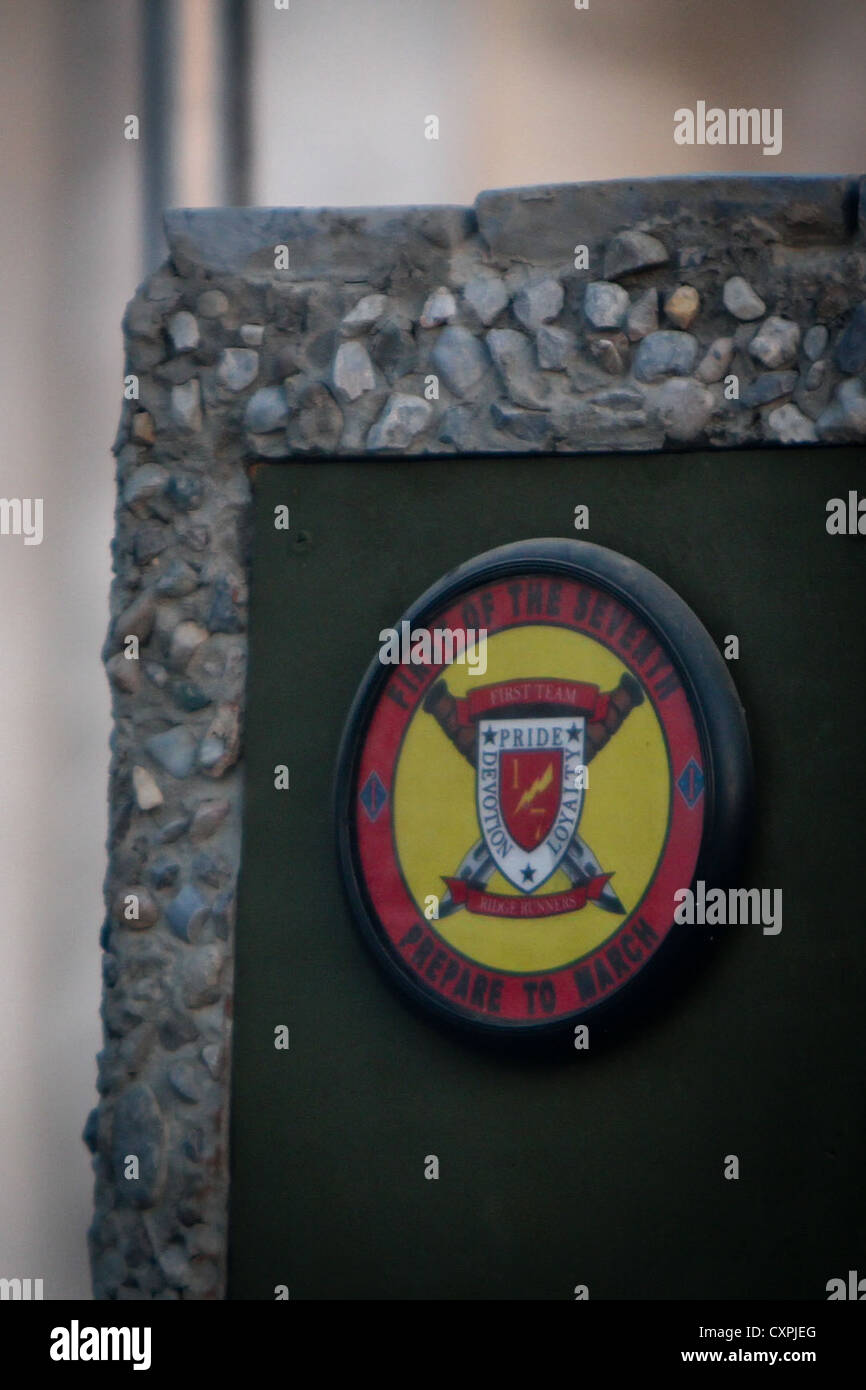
(677, 758, 704, 809)
(360, 770, 388, 822)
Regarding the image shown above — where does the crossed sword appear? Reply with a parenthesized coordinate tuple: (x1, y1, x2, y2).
(422, 673, 644, 920)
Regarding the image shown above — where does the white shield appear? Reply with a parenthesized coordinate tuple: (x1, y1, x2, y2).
(476, 715, 586, 892)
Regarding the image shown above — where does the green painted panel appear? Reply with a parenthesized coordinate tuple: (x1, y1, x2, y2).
(229, 450, 866, 1300)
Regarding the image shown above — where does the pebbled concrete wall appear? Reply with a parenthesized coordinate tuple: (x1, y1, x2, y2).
(89, 175, 866, 1298)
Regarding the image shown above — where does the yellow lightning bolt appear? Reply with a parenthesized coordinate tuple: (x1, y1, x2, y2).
(514, 761, 554, 813)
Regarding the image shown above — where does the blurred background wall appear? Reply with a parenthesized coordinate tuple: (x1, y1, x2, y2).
(0, 0, 863, 1300)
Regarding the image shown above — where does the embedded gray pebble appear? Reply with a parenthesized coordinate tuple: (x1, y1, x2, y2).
(207, 577, 244, 634)
(201, 1044, 222, 1080)
(145, 727, 198, 780)
(589, 338, 625, 375)
(169, 621, 208, 668)
(332, 340, 376, 401)
(803, 325, 829, 361)
(244, 385, 289, 432)
(633, 331, 698, 382)
(766, 404, 818, 443)
(741, 370, 799, 407)
(198, 736, 225, 772)
(165, 884, 210, 943)
(590, 387, 644, 408)
(438, 404, 476, 450)
(367, 394, 432, 449)
(584, 281, 629, 330)
(167, 1062, 203, 1104)
(512, 278, 564, 331)
(625, 289, 658, 342)
(240, 323, 264, 347)
(114, 593, 155, 646)
(487, 328, 550, 408)
(652, 377, 715, 441)
(431, 326, 488, 396)
(462, 274, 508, 327)
(217, 348, 259, 392)
(155, 559, 199, 598)
(122, 465, 169, 509)
(158, 816, 191, 844)
(748, 316, 801, 369)
(196, 289, 229, 318)
(419, 286, 457, 327)
(171, 379, 202, 431)
(341, 293, 388, 334)
(805, 359, 827, 391)
(817, 378, 866, 441)
(696, 338, 734, 383)
(536, 324, 575, 370)
(370, 318, 417, 383)
(180, 945, 223, 1009)
(168, 311, 199, 353)
(491, 400, 554, 444)
(603, 229, 668, 279)
(190, 798, 231, 842)
(723, 276, 766, 321)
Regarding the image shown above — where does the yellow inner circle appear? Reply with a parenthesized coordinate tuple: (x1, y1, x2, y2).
(393, 625, 671, 973)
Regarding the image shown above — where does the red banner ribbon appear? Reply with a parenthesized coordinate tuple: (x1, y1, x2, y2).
(454, 680, 610, 726)
(444, 873, 612, 918)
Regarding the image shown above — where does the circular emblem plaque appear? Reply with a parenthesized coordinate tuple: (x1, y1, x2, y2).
(335, 539, 751, 1040)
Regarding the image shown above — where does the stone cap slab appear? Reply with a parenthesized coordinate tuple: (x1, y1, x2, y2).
(165, 176, 864, 282)
(165, 205, 476, 281)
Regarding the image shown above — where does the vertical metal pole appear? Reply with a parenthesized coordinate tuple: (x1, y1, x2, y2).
(140, 0, 251, 275)
(221, 0, 252, 207)
(142, 0, 172, 273)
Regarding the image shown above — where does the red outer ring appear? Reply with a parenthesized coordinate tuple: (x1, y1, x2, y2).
(353, 573, 704, 1027)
